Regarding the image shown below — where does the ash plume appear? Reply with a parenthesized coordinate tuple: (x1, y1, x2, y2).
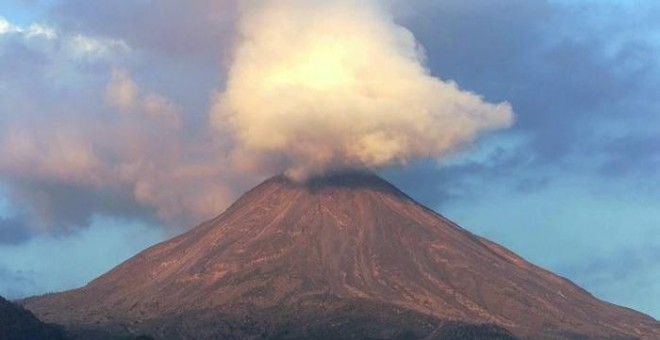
(0, 0, 514, 234)
(212, 0, 514, 180)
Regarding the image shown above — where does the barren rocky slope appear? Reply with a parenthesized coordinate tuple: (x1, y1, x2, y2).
(24, 173, 659, 339)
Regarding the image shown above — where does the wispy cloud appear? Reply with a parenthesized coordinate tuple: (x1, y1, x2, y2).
(0, 15, 128, 60)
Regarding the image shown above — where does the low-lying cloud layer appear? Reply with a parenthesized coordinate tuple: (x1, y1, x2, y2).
(213, 1, 513, 180)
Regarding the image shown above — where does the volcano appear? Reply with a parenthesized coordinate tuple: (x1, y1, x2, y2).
(24, 172, 659, 339)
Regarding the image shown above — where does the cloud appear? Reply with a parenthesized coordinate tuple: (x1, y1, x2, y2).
(105, 68, 181, 126)
(0, 16, 21, 35)
(23, 24, 56, 40)
(47, 0, 237, 61)
(1, 0, 515, 238)
(0, 126, 105, 187)
(2, 0, 656, 232)
(405, 0, 659, 164)
(105, 68, 138, 112)
(0, 216, 31, 245)
(67, 34, 128, 60)
(0, 6, 252, 233)
(212, 1, 513, 180)
(0, 64, 246, 228)
(0, 15, 126, 59)
(382, 0, 660, 210)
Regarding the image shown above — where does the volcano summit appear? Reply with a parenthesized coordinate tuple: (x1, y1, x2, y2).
(24, 172, 659, 339)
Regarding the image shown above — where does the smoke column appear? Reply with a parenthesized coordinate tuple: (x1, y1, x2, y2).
(212, 0, 514, 180)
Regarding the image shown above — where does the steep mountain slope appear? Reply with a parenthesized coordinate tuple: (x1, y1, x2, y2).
(0, 295, 66, 340)
(24, 173, 659, 339)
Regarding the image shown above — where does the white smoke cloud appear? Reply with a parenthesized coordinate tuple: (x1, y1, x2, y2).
(212, 0, 514, 180)
(0, 1, 515, 232)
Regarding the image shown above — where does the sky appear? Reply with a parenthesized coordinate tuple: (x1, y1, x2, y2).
(0, 0, 659, 318)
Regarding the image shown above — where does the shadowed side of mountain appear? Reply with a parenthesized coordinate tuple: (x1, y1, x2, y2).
(57, 297, 517, 340)
(0, 294, 66, 340)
